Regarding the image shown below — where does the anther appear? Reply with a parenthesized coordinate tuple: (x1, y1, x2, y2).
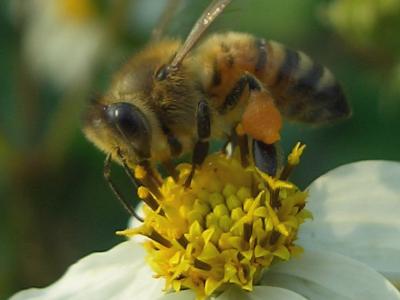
(135, 164, 163, 199)
(280, 142, 306, 180)
(193, 258, 212, 271)
(147, 228, 172, 248)
(243, 223, 253, 243)
(137, 186, 165, 215)
(269, 230, 280, 244)
(270, 189, 281, 209)
(176, 235, 189, 248)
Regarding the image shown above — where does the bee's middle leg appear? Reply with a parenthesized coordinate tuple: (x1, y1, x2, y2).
(184, 99, 210, 187)
(234, 124, 250, 167)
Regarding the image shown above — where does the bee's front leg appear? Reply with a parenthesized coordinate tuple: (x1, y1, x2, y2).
(103, 153, 143, 221)
(184, 99, 211, 187)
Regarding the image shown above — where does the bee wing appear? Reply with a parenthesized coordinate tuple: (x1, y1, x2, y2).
(169, 0, 231, 69)
(151, 0, 183, 41)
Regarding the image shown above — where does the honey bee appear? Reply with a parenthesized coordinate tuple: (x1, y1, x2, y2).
(83, 0, 350, 212)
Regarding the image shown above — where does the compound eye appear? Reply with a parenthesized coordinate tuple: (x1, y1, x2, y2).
(105, 102, 151, 158)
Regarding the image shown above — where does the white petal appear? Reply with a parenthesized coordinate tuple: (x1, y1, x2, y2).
(128, 202, 145, 229)
(10, 241, 164, 300)
(299, 160, 400, 284)
(217, 285, 307, 300)
(127, 203, 147, 243)
(262, 248, 400, 300)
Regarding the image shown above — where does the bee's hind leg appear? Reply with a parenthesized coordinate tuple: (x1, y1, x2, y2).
(184, 99, 210, 187)
(252, 140, 282, 177)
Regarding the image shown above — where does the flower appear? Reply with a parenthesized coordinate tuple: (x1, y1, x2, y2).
(117, 145, 310, 299)
(10, 150, 400, 299)
(15, 0, 108, 89)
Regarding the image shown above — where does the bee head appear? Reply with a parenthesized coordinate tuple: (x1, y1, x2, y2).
(83, 100, 152, 163)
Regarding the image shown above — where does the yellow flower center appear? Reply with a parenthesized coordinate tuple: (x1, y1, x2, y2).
(118, 143, 311, 300)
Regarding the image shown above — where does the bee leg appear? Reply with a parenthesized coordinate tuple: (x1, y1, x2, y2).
(252, 140, 282, 177)
(162, 159, 179, 182)
(103, 153, 143, 222)
(115, 148, 141, 188)
(221, 127, 236, 155)
(184, 99, 211, 187)
(219, 73, 261, 114)
(218, 73, 262, 167)
(235, 124, 250, 167)
(238, 133, 249, 167)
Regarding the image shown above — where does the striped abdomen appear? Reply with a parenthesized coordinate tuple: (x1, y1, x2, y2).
(197, 32, 351, 123)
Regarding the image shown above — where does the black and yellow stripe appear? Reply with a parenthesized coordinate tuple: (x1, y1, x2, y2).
(263, 41, 351, 123)
(200, 32, 350, 124)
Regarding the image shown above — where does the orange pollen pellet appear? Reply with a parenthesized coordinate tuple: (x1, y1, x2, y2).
(241, 91, 282, 144)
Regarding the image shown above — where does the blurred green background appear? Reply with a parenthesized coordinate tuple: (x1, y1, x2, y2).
(1, 0, 400, 298)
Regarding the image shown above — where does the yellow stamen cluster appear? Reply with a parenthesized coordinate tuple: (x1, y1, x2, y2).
(118, 144, 311, 300)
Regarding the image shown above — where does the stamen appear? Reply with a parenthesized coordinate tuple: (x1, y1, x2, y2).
(135, 165, 163, 199)
(176, 235, 189, 248)
(243, 223, 253, 243)
(280, 142, 306, 180)
(134, 165, 147, 180)
(184, 169, 196, 188)
(280, 165, 293, 181)
(194, 258, 212, 271)
(137, 186, 165, 215)
(270, 189, 281, 209)
(269, 230, 280, 244)
(147, 228, 172, 248)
